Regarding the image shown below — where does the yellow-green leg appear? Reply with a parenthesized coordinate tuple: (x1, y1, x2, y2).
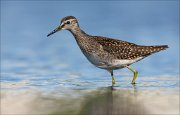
(126, 66, 138, 84)
(110, 70, 116, 85)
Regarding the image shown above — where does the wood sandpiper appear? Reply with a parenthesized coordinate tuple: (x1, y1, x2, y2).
(47, 16, 168, 85)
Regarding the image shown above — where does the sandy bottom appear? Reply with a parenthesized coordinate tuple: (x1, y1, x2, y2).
(1, 86, 179, 115)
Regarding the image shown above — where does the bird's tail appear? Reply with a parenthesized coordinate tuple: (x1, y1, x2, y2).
(151, 45, 169, 53)
(139, 45, 169, 57)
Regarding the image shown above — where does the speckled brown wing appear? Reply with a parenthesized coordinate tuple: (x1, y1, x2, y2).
(93, 36, 168, 60)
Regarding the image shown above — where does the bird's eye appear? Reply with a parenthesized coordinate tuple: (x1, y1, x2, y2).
(66, 21, 71, 24)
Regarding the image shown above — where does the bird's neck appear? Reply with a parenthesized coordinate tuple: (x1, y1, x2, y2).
(69, 26, 92, 52)
(69, 26, 90, 41)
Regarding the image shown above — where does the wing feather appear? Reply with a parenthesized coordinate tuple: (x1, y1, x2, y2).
(93, 36, 167, 60)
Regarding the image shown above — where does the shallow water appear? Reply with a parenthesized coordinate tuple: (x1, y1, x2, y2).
(1, 86, 179, 115)
(1, 72, 179, 114)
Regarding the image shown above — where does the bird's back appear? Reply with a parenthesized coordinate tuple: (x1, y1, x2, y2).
(92, 36, 168, 60)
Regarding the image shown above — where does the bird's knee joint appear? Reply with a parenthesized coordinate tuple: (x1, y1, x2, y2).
(136, 71, 138, 74)
(134, 71, 138, 75)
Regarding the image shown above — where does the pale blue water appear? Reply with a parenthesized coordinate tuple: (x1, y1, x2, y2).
(1, 1, 179, 114)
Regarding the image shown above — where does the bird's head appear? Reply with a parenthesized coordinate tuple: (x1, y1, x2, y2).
(47, 16, 79, 37)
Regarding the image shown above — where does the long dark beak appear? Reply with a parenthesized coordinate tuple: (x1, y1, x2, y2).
(47, 26, 62, 37)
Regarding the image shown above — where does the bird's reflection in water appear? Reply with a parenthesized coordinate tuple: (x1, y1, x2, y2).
(80, 84, 148, 115)
(1, 84, 150, 115)
(2, 83, 179, 115)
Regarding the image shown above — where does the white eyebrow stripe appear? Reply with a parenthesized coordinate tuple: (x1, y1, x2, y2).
(61, 19, 77, 25)
(67, 19, 76, 22)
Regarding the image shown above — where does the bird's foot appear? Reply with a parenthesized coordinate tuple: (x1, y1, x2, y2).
(131, 82, 136, 84)
(112, 80, 116, 85)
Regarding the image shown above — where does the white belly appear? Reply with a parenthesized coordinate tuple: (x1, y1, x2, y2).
(84, 50, 143, 70)
(96, 57, 143, 70)
(112, 57, 143, 67)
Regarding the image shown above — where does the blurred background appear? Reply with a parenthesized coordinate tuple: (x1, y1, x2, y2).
(1, 1, 179, 114)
